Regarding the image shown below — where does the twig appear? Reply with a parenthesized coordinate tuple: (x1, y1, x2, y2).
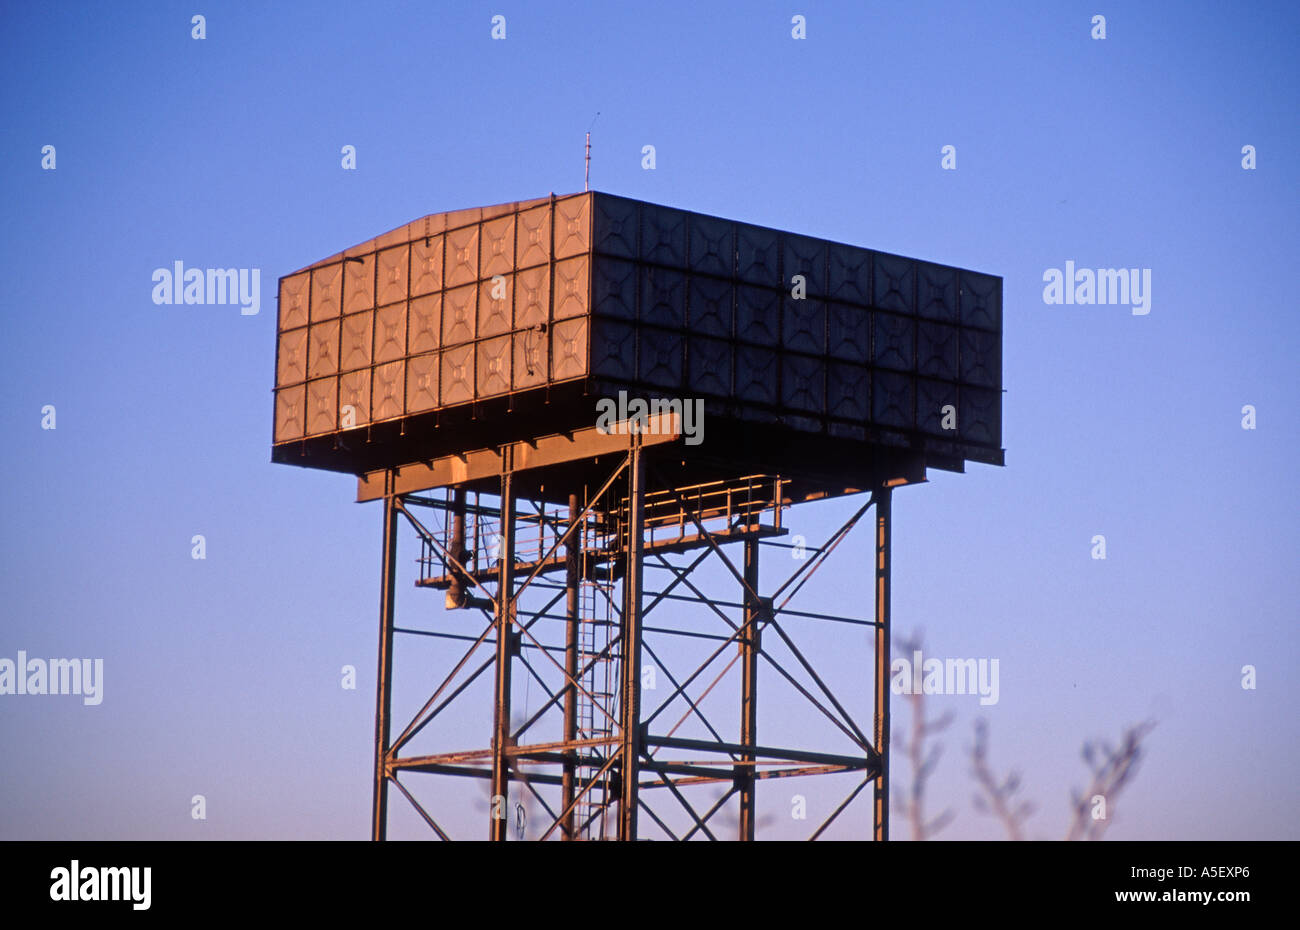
(1065, 721, 1155, 841)
(969, 718, 1034, 840)
(894, 633, 954, 840)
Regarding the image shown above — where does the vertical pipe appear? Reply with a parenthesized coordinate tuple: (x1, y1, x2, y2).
(738, 537, 760, 841)
(618, 442, 645, 840)
(561, 493, 581, 840)
(873, 486, 892, 842)
(490, 460, 516, 841)
(370, 484, 399, 841)
(472, 493, 480, 572)
(446, 488, 467, 609)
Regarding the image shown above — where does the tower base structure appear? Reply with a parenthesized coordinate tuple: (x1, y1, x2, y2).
(364, 415, 918, 841)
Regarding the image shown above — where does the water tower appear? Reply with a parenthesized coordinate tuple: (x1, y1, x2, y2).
(272, 192, 1003, 840)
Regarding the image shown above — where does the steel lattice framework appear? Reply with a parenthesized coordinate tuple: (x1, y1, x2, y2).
(367, 416, 914, 841)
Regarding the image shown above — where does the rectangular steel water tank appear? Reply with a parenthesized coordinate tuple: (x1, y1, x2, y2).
(273, 192, 1004, 475)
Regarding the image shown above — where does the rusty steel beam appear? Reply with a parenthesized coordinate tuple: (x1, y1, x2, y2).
(370, 484, 399, 841)
(680, 787, 738, 841)
(660, 651, 742, 744)
(639, 759, 738, 782)
(757, 648, 871, 751)
(873, 485, 892, 842)
(356, 413, 682, 502)
(508, 457, 631, 606)
(814, 777, 874, 842)
(489, 456, 516, 841)
(389, 774, 451, 841)
(642, 547, 714, 620)
(760, 614, 872, 749)
(770, 496, 875, 607)
(646, 735, 877, 771)
(396, 499, 498, 605)
(561, 492, 580, 840)
(446, 488, 468, 608)
(390, 627, 496, 756)
(394, 763, 570, 791)
(417, 521, 787, 589)
(738, 538, 760, 841)
(639, 637, 735, 756)
(754, 763, 858, 781)
(540, 751, 622, 842)
(653, 769, 717, 841)
(643, 763, 857, 790)
(638, 799, 680, 840)
(646, 463, 761, 608)
(648, 551, 740, 633)
(618, 439, 645, 840)
(392, 735, 619, 769)
(509, 631, 623, 741)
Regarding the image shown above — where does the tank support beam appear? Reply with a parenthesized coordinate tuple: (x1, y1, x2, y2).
(873, 485, 892, 842)
(370, 479, 398, 841)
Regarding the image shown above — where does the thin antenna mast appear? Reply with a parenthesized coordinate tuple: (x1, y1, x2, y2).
(585, 112, 600, 191)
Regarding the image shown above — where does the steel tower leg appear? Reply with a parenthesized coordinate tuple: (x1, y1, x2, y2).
(370, 485, 399, 841)
(873, 486, 892, 841)
(561, 493, 580, 840)
(738, 537, 760, 840)
(618, 441, 645, 841)
(490, 459, 516, 840)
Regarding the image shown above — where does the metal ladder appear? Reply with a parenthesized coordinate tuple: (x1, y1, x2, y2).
(575, 574, 618, 839)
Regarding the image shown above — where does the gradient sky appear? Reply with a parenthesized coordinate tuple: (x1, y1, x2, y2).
(1, 0, 1296, 840)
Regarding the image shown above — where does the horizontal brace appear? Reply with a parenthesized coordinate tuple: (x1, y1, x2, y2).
(393, 626, 566, 654)
(643, 624, 732, 643)
(639, 759, 738, 782)
(637, 762, 867, 791)
(646, 734, 878, 771)
(754, 763, 870, 781)
(390, 763, 591, 790)
(640, 588, 875, 626)
(759, 539, 824, 552)
(403, 495, 567, 522)
(391, 735, 620, 770)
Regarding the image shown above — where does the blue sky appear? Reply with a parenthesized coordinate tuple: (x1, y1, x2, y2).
(1, 0, 1296, 840)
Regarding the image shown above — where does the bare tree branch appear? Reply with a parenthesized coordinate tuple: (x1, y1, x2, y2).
(894, 632, 954, 841)
(968, 717, 1034, 840)
(893, 632, 1155, 843)
(1064, 720, 1155, 841)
